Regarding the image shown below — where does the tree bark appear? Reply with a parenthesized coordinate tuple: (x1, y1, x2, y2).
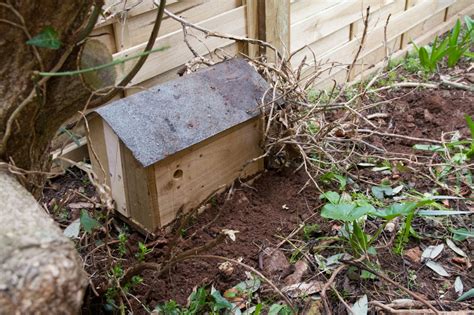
(0, 3, 95, 312)
(0, 1, 96, 195)
(0, 170, 87, 314)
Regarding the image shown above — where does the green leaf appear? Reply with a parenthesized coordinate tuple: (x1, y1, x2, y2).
(320, 191, 340, 204)
(211, 288, 233, 311)
(321, 172, 347, 190)
(268, 304, 284, 315)
(413, 144, 444, 152)
(464, 115, 474, 158)
(26, 26, 61, 49)
(450, 20, 461, 46)
(447, 47, 464, 67)
(465, 15, 474, 33)
(432, 37, 449, 62)
(234, 278, 261, 293)
(464, 51, 474, 58)
(371, 185, 396, 200)
(188, 288, 208, 313)
(451, 228, 474, 241)
(80, 210, 101, 233)
(467, 115, 474, 137)
(418, 46, 430, 70)
(268, 304, 292, 315)
(352, 221, 368, 250)
(367, 246, 377, 256)
(154, 300, 181, 315)
(361, 270, 376, 280)
(372, 186, 389, 200)
(456, 288, 474, 302)
(321, 203, 373, 222)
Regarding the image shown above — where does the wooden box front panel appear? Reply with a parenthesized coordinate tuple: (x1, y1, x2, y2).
(154, 118, 263, 226)
(88, 117, 130, 217)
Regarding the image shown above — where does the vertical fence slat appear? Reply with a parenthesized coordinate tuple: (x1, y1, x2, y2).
(265, 0, 290, 60)
(244, 0, 260, 57)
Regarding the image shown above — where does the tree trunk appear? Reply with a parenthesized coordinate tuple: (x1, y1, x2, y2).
(0, 3, 96, 312)
(0, 170, 87, 314)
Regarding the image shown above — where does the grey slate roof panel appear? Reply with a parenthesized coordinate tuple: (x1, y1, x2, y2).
(95, 58, 270, 167)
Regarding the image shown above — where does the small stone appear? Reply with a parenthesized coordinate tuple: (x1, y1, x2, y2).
(218, 261, 234, 277)
(284, 260, 309, 285)
(404, 247, 422, 263)
(424, 109, 434, 122)
(385, 222, 396, 233)
(262, 248, 290, 275)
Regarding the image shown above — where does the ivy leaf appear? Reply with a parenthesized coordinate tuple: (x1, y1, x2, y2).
(321, 203, 374, 222)
(268, 304, 292, 315)
(234, 278, 261, 293)
(210, 287, 233, 311)
(320, 191, 341, 204)
(372, 203, 414, 220)
(26, 26, 61, 49)
(371, 185, 395, 200)
(80, 210, 101, 233)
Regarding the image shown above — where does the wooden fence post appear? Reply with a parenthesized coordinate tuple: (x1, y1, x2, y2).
(264, 0, 290, 62)
(244, 0, 260, 58)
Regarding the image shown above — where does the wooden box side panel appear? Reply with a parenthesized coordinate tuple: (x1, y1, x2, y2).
(154, 118, 263, 226)
(120, 142, 160, 232)
(100, 121, 129, 217)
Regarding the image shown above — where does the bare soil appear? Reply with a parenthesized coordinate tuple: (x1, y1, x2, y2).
(370, 89, 474, 152)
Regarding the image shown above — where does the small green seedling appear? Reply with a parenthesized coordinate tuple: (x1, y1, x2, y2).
(80, 210, 101, 233)
(413, 35, 449, 73)
(446, 17, 474, 67)
(320, 192, 377, 257)
(303, 223, 321, 240)
(117, 233, 128, 256)
(105, 264, 124, 306)
(135, 242, 152, 262)
(465, 115, 474, 159)
(320, 171, 347, 190)
(105, 264, 143, 311)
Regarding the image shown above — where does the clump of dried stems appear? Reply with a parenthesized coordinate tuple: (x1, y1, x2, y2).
(165, 6, 384, 193)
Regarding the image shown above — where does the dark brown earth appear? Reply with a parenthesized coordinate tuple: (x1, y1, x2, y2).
(371, 89, 474, 152)
(43, 80, 474, 314)
(353, 88, 474, 193)
(134, 170, 324, 307)
(77, 169, 328, 313)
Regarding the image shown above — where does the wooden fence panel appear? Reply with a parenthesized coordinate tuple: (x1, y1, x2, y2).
(352, 2, 474, 82)
(112, 0, 241, 50)
(93, 0, 472, 93)
(113, 6, 246, 86)
(309, 0, 457, 85)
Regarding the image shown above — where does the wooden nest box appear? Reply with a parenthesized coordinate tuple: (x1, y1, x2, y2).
(88, 59, 269, 233)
